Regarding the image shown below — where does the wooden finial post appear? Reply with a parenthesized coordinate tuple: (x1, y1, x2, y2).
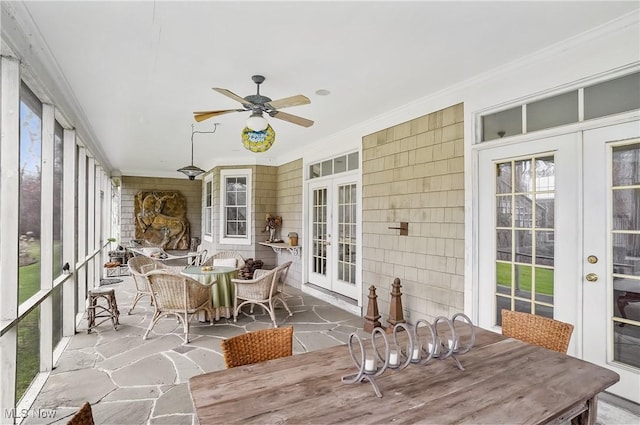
(386, 278, 406, 333)
(363, 285, 382, 333)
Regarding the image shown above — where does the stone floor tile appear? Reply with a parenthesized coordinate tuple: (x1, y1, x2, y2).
(150, 414, 194, 425)
(285, 322, 336, 332)
(34, 368, 116, 409)
(93, 399, 154, 425)
(185, 347, 225, 373)
(97, 334, 184, 369)
(295, 331, 346, 352)
(111, 353, 177, 386)
(102, 386, 160, 401)
(281, 308, 326, 323)
(315, 305, 362, 322)
(164, 351, 206, 383)
(52, 349, 97, 373)
(153, 384, 193, 416)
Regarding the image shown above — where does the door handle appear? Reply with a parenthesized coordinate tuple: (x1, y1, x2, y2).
(585, 273, 598, 282)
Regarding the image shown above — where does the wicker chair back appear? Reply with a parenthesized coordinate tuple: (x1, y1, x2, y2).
(501, 309, 574, 353)
(222, 326, 294, 368)
(67, 401, 94, 425)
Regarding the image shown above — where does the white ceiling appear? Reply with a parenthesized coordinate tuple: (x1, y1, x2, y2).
(5, 1, 639, 178)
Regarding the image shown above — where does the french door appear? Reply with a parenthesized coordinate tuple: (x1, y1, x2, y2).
(307, 175, 359, 300)
(583, 122, 640, 403)
(478, 121, 640, 403)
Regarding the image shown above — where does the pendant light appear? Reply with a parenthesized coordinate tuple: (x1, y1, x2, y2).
(177, 123, 218, 180)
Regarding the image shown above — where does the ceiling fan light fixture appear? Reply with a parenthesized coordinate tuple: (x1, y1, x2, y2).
(242, 124, 276, 153)
(245, 112, 269, 132)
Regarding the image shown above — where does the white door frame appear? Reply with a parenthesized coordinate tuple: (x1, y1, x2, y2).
(583, 121, 640, 403)
(303, 165, 362, 307)
(475, 133, 581, 355)
(472, 117, 640, 404)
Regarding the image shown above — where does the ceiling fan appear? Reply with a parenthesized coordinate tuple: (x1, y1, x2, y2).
(193, 75, 314, 129)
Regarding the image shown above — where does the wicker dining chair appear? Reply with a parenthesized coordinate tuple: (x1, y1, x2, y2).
(143, 270, 214, 344)
(221, 326, 294, 368)
(187, 248, 208, 266)
(201, 251, 246, 269)
(127, 256, 176, 314)
(232, 267, 292, 327)
(127, 256, 157, 314)
(501, 309, 574, 354)
(67, 401, 94, 425)
(275, 261, 293, 295)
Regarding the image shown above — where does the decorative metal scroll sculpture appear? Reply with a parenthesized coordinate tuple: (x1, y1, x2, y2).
(134, 191, 190, 250)
(342, 313, 475, 397)
(341, 327, 389, 398)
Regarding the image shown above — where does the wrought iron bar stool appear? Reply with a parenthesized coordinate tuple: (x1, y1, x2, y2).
(87, 287, 120, 333)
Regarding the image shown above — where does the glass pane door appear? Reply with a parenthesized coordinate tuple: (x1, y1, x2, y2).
(337, 183, 357, 285)
(495, 156, 556, 325)
(611, 143, 640, 367)
(583, 122, 640, 404)
(307, 177, 360, 299)
(312, 187, 328, 278)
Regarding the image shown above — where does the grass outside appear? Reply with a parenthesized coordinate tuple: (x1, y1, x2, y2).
(17, 241, 41, 401)
(496, 262, 554, 296)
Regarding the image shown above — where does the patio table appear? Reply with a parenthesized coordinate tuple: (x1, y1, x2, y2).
(181, 265, 236, 321)
(189, 325, 618, 424)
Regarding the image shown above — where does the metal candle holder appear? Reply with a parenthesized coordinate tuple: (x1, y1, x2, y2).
(341, 327, 389, 397)
(341, 313, 476, 397)
(387, 322, 414, 369)
(431, 313, 475, 370)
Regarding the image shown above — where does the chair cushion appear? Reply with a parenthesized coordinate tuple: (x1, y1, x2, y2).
(213, 258, 237, 268)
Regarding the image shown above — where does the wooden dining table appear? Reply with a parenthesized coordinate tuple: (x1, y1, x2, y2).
(189, 326, 619, 424)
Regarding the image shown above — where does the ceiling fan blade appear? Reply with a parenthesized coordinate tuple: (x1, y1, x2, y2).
(212, 88, 254, 106)
(269, 110, 314, 128)
(265, 94, 310, 110)
(193, 109, 239, 122)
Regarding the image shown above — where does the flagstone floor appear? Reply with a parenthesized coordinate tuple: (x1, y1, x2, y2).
(20, 275, 640, 425)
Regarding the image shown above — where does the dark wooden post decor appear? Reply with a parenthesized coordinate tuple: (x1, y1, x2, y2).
(386, 278, 406, 333)
(363, 285, 382, 333)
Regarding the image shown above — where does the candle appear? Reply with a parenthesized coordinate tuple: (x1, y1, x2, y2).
(428, 341, 440, 355)
(412, 347, 421, 360)
(389, 349, 399, 366)
(448, 337, 458, 351)
(364, 355, 376, 372)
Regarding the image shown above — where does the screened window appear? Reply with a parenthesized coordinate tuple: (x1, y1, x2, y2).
(220, 169, 251, 244)
(204, 177, 213, 238)
(19, 82, 43, 304)
(53, 121, 64, 277)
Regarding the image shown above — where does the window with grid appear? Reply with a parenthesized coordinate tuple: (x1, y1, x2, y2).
(338, 183, 357, 284)
(495, 155, 556, 325)
(220, 169, 251, 244)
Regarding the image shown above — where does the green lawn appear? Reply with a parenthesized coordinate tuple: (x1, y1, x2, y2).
(17, 240, 42, 401)
(496, 262, 554, 296)
(19, 242, 41, 303)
